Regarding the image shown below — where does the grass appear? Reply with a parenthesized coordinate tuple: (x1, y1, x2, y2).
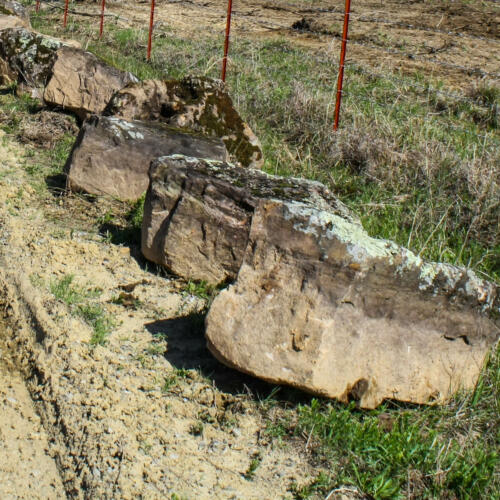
(0, 88, 77, 197)
(49, 274, 113, 345)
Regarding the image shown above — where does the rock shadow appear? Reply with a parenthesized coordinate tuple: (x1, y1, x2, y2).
(145, 313, 309, 402)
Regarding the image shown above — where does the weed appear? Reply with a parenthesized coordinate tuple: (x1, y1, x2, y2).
(138, 440, 152, 455)
(50, 274, 84, 305)
(244, 452, 262, 480)
(111, 292, 143, 310)
(146, 342, 166, 356)
(49, 275, 112, 345)
(78, 303, 114, 346)
(290, 472, 333, 499)
(189, 421, 204, 436)
(162, 368, 191, 392)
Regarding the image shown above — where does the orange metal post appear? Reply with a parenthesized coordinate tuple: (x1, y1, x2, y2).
(333, 0, 352, 130)
(221, 0, 233, 82)
(63, 0, 69, 27)
(147, 0, 155, 61)
(99, 0, 106, 38)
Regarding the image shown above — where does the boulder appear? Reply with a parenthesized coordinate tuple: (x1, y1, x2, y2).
(106, 77, 263, 169)
(0, 0, 30, 29)
(206, 195, 499, 408)
(44, 47, 138, 119)
(141, 155, 354, 285)
(0, 28, 66, 89)
(66, 116, 227, 201)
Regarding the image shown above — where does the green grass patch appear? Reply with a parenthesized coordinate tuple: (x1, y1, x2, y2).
(49, 274, 113, 345)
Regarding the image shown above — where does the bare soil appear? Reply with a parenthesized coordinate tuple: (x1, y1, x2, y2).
(0, 129, 320, 498)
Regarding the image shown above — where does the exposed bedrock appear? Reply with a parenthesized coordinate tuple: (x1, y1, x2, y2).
(106, 77, 263, 169)
(141, 155, 353, 284)
(65, 116, 227, 201)
(206, 198, 499, 408)
(44, 46, 138, 119)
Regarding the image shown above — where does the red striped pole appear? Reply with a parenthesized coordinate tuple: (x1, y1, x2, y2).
(333, 0, 352, 130)
(63, 0, 69, 27)
(35, 0, 40, 13)
(221, 0, 233, 82)
(99, 0, 106, 38)
(147, 0, 155, 61)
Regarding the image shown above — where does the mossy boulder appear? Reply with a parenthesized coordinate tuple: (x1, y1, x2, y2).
(106, 77, 264, 169)
(0, 28, 67, 89)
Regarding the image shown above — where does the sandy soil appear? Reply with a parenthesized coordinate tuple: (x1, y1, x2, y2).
(0, 129, 323, 498)
(0, 359, 66, 499)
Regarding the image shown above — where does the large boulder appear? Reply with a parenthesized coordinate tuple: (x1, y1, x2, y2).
(106, 77, 263, 169)
(141, 155, 355, 285)
(0, 28, 66, 90)
(0, 0, 30, 30)
(206, 196, 499, 408)
(44, 47, 138, 119)
(65, 116, 227, 201)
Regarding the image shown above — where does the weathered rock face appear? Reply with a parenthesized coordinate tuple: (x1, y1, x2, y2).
(106, 77, 263, 169)
(142, 155, 354, 285)
(206, 195, 499, 408)
(66, 116, 227, 201)
(0, 28, 65, 88)
(0, 54, 14, 85)
(0, 0, 30, 29)
(44, 47, 138, 119)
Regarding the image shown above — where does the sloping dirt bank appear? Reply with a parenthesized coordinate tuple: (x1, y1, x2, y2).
(0, 130, 320, 498)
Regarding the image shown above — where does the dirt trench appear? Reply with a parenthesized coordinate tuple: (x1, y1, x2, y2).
(0, 347, 65, 499)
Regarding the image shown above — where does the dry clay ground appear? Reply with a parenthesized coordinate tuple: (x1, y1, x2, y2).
(0, 127, 325, 499)
(0, 0, 499, 498)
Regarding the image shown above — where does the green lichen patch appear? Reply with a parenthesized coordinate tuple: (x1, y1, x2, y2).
(0, 28, 64, 86)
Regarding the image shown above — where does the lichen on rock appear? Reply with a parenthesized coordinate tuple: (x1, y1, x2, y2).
(106, 77, 264, 169)
(0, 28, 66, 88)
